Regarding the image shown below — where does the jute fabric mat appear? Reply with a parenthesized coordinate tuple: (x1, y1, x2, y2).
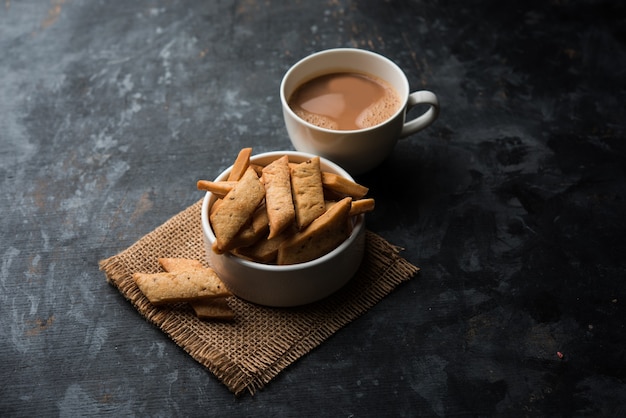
(99, 199, 419, 395)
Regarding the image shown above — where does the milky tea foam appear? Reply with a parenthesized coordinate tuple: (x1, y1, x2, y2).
(288, 72, 401, 131)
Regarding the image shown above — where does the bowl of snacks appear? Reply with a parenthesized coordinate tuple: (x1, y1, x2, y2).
(199, 148, 374, 307)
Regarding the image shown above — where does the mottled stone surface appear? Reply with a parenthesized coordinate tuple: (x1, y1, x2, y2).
(1, 0, 624, 416)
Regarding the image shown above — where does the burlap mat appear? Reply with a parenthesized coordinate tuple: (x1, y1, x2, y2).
(99, 199, 419, 395)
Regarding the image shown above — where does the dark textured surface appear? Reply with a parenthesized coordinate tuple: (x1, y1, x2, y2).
(1, 0, 625, 416)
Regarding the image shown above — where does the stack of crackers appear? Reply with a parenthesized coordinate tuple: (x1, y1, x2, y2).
(199, 148, 374, 265)
(133, 258, 235, 321)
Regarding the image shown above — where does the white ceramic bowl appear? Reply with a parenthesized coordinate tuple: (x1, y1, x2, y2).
(201, 151, 366, 307)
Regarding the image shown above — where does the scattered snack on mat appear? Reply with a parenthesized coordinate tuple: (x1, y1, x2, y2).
(191, 297, 235, 321)
(158, 258, 235, 321)
(132, 269, 231, 305)
(158, 257, 204, 272)
(197, 148, 375, 265)
(131, 258, 234, 321)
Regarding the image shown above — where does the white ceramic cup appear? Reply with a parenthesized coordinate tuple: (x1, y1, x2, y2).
(280, 48, 440, 174)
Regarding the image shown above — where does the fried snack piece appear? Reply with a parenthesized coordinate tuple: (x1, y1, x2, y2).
(197, 180, 237, 198)
(227, 147, 252, 181)
(233, 226, 294, 264)
(229, 204, 270, 248)
(209, 198, 223, 216)
(158, 258, 235, 321)
(249, 163, 264, 177)
(192, 297, 235, 321)
(158, 257, 204, 272)
(349, 198, 375, 216)
(210, 167, 265, 253)
(321, 172, 369, 199)
(290, 157, 326, 230)
(277, 197, 352, 265)
(202, 147, 251, 217)
(262, 155, 296, 239)
(325, 198, 374, 221)
(287, 163, 369, 200)
(133, 269, 231, 305)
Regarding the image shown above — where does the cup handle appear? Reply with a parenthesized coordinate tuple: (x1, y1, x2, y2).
(400, 90, 440, 138)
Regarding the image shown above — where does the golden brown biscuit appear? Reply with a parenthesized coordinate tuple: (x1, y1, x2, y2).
(158, 258, 235, 321)
(227, 147, 252, 181)
(233, 225, 294, 264)
(210, 167, 265, 253)
(197, 180, 236, 198)
(349, 198, 375, 216)
(277, 197, 352, 265)
(290, 157, 326, 230)
(132, 269, 231, 305)
(262, 155, 296, 239)
(158, 257, 204, 272)
(191, 298, 235, 321)
(321, 172, 369, 199)
(229, 204, 270, 248)
(249, 163, 264, 177)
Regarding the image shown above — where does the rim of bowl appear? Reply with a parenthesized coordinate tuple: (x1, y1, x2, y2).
(201, 151, 365, 272)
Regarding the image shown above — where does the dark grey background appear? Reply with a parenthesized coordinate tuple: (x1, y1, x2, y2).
(2, 0, 625, 416)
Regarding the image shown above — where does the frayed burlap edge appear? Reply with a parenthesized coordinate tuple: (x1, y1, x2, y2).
(99, 200, 419, 395)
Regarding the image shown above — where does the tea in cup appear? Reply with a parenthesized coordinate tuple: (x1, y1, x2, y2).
(280, 48, 439, 174)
